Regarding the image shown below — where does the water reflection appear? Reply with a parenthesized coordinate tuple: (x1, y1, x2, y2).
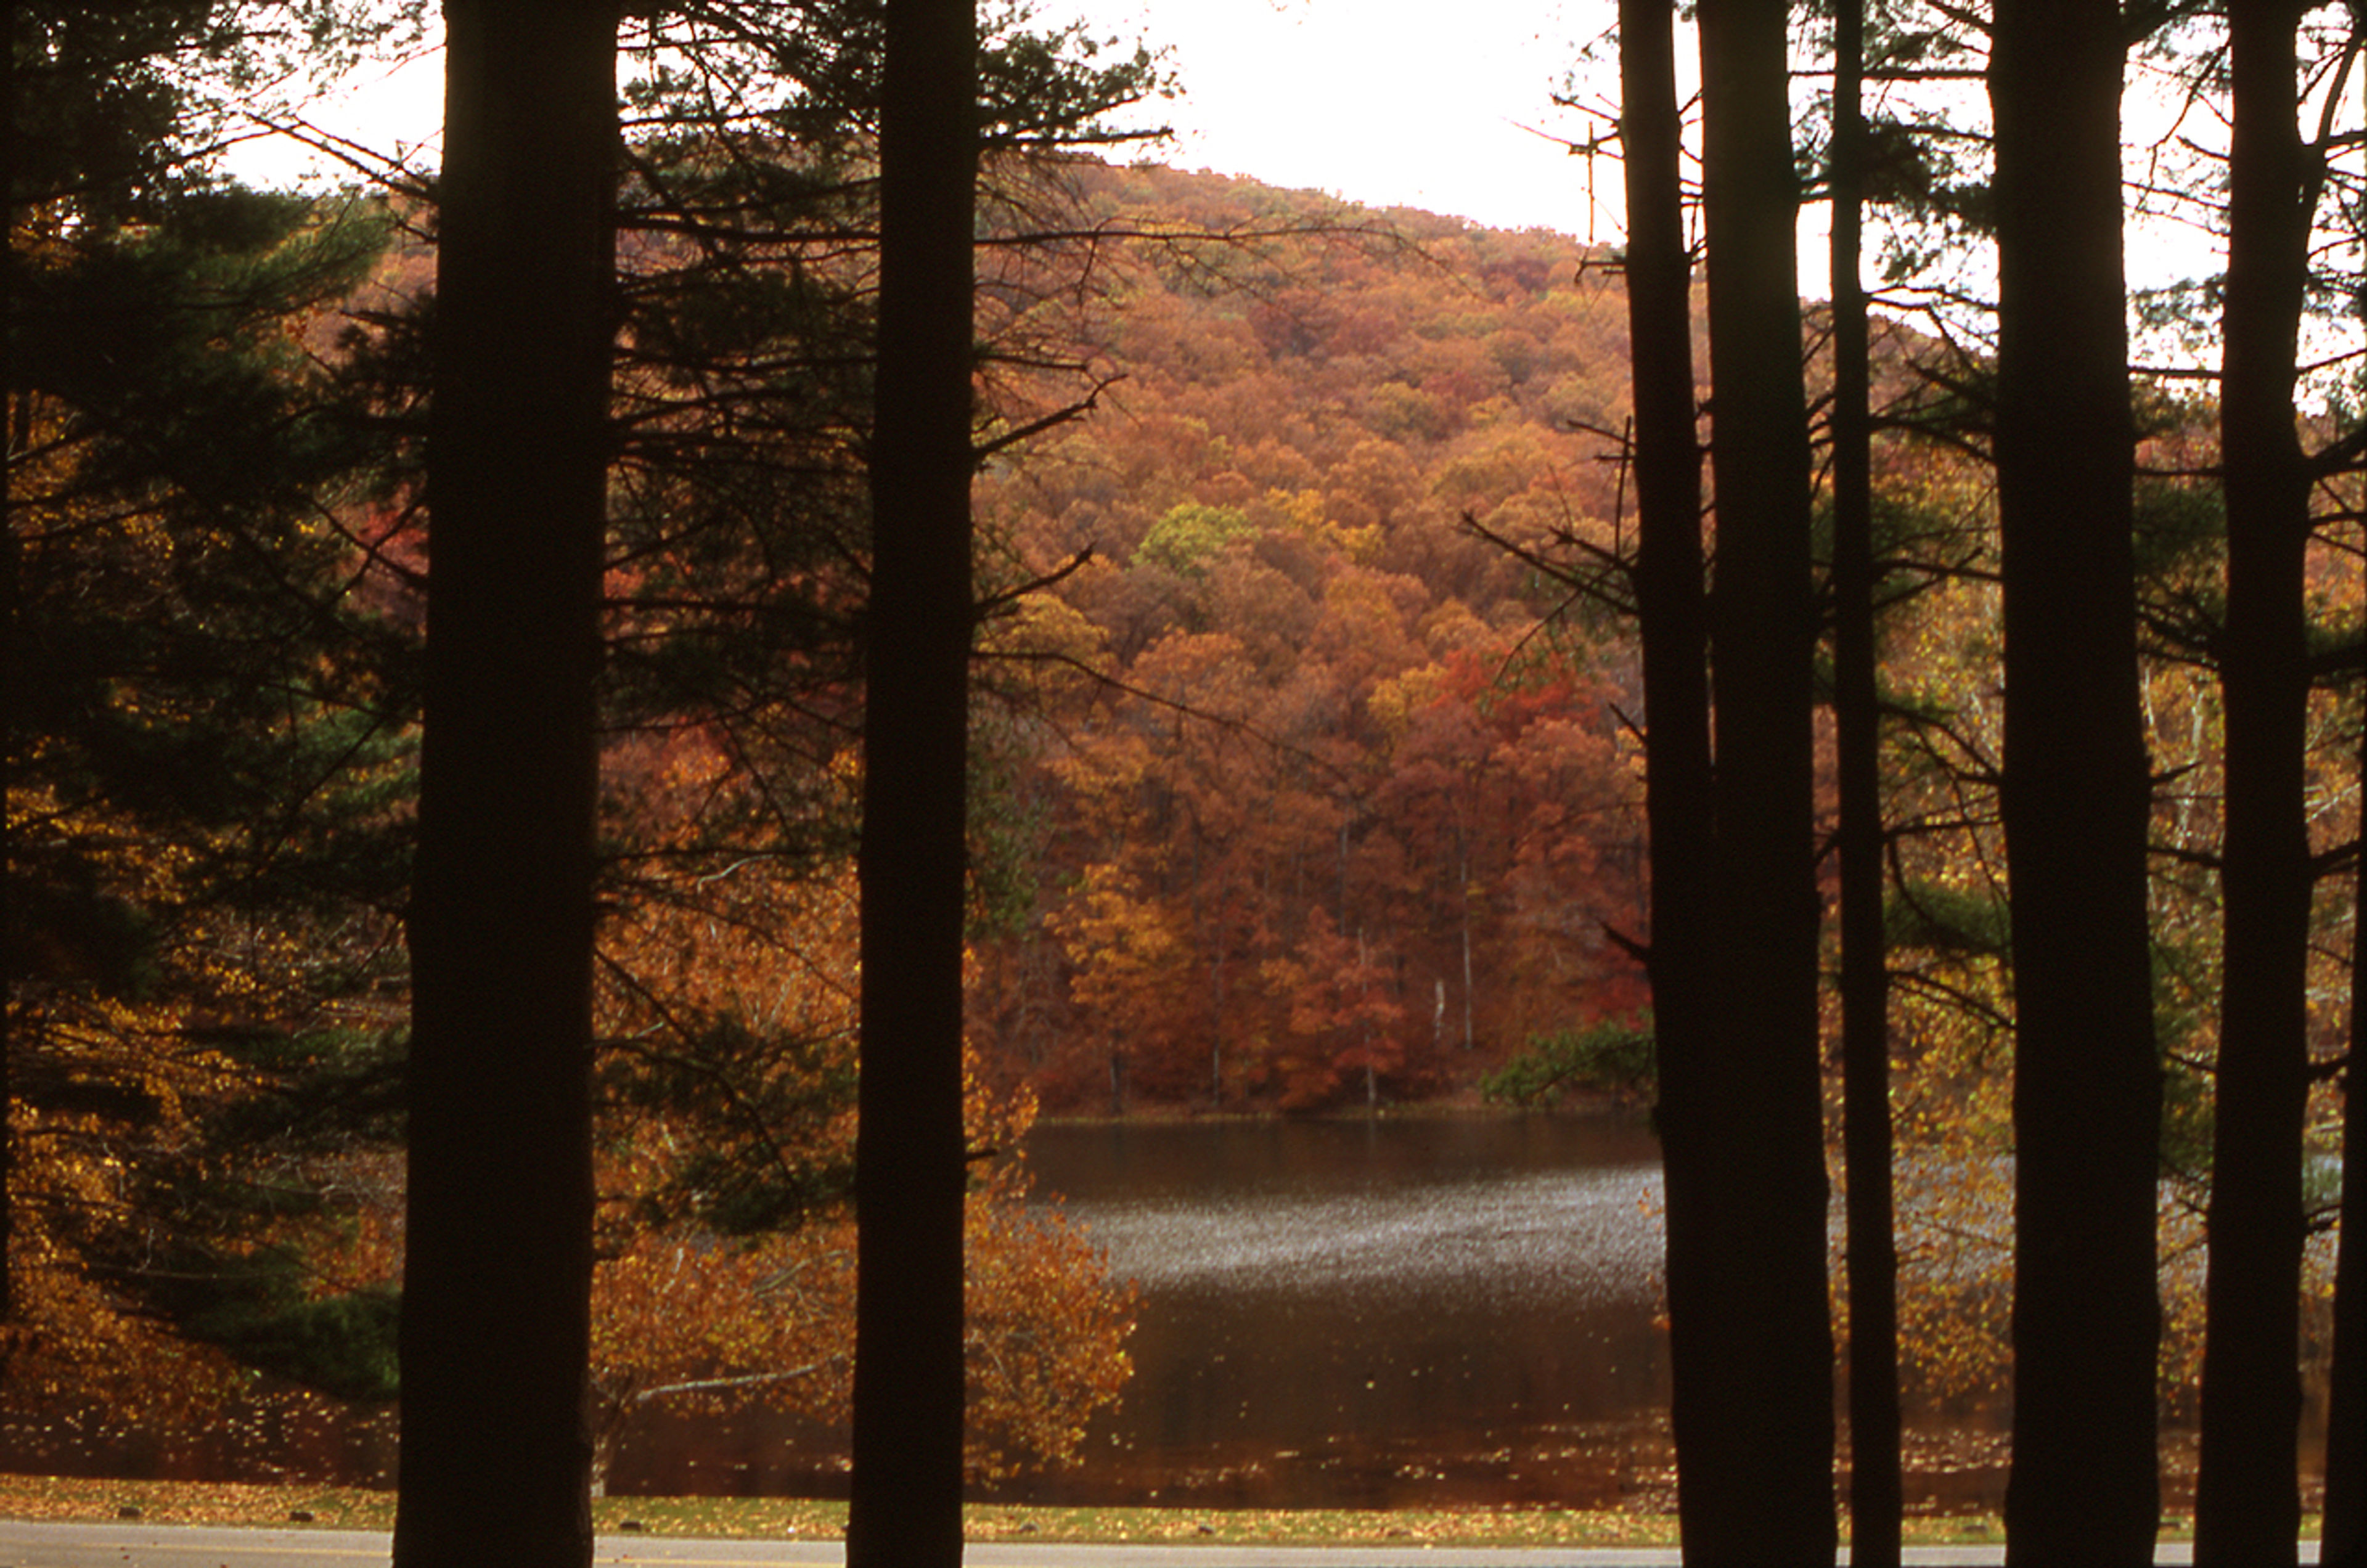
(1006, 1114, 1680, 1509)
(0, 1111, 2058, 1514)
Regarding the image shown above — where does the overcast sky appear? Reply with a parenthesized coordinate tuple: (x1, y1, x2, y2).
(1057, 0, 1616, 235)
(233, 1, 1625, 239)
(231, 1, 2244, 301)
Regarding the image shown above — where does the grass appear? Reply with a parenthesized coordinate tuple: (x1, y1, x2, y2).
(0, 1472, 2079, 1550)
(21, 1474, 2295, 1551)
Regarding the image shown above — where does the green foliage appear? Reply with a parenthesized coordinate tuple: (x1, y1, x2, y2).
(1883, 880, 2010, 958)
(976, 8, 1171, 147)
(194, 1286, 403, 1404)
(2151, 927, 2222, 1185)
(603, 1018, 859, 1236)
(2132, 476, 2226, 583)
(206, 1026, 409, 1151)
(1135, 502, 1260, 575)
(1481, 1017, 1658, 1108)
(7, 47, 414, 1413)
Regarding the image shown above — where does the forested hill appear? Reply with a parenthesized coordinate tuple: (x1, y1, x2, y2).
(965, 161, 1658, 1113)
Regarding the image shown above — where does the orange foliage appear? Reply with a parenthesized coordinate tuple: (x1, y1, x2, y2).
(967, 165, 1653, 1112)
(576, 734, 1134, 1484)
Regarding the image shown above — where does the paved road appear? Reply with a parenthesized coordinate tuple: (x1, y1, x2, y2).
(0, 1521, 2318, 1567)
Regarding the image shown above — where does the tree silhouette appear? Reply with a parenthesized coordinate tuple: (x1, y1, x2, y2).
(394, 4, 617, 1564)
(2197, 7, 2352, 1562)
(846, 0, 979, 1561)
(1991, 1, 2163, 1560)
(1828, 4, 1902, 1561)
(1654, 0, 1839, 1560)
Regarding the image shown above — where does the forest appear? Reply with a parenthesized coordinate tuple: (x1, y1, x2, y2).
(962, 162, 1656, 1113)
(7, 2, 2367, 1567)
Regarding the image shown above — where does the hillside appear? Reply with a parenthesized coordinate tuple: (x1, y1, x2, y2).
(967, 162, 1656, 1113)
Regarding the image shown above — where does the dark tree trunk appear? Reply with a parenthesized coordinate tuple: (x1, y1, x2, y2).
(1617, 0, 1710, 969)
(844, 0, 977, 1562)
(394, 4, 617, 1566)
(1662, 1, 1837, 1561)
(1614, 4, 1723, 1541)
(1990, 2, 2164, 1562)
(1, 7, 17, 1340)
(2319, 36, 2367, 1568)
(2193, 6, 2315, 1564)
(2330, 808, 2367, 1564)
(1611, 6, 1717, 1535)
(1829, 4, 1901, 1563)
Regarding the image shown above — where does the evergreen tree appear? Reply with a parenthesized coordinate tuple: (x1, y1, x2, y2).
(2193, 6, 2318, 1563)
(393, 2, 617, 1562)
(846, 0, 979, 1560)
(1826, 4, 1902, 1560)
(6, 0, 404, 1407)
(1990, 2, 2164, 1560)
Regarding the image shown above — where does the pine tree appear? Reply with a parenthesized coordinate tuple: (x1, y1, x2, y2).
(2192, 7, 2318, 1563)
(1990, 2, 2164, 1560)
(845, 0, 979, 1563)
(1828, 4, 1902, 1561)
(393, 3, 618, 1562)
(6, 3, 401, 1403)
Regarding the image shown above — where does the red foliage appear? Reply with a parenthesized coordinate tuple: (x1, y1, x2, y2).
(969, 169, 1651, 1110)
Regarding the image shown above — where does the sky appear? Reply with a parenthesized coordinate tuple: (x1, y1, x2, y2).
(231, 0, 1627, 240)
(1056, 0, 1618, 237)
(229, 0, 2246, 302)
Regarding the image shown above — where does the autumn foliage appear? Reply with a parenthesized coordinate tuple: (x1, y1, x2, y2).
(965, 163, 1655, 1113)
(9, 111, 2360, 1518)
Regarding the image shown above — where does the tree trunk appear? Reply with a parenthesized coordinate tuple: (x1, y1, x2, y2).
(1990, 3, 2164, 1562)
(1829, 4, 1902, 1562)
(1210, 926, 1227, 1108)
(2328, 791, 2367, 1563)
(1458, 826, 1475, 1051)
(1613, 0, 1711, 1368)
(1, 6, 17, 1334)
(394, 4, 617, 1566)
(1622, 1, 1833, 1561)
(2193, 6, 2315, 1564)
(1671, 4, 1838, 1561)
(844, 0, 977, 1562)
(2317, 16, 2367, 1559)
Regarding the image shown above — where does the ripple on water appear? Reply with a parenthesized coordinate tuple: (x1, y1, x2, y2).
(1057, 1164, 1667, 1307)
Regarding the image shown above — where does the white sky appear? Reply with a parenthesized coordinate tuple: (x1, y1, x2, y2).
(228, 0, 2243, 300)
(231, 1, 1625, 238)
(1059, 0, 1619, 237)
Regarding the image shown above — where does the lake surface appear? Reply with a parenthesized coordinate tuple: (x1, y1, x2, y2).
(1002, 1114, 1680, 1510)
(616, 1113, 1692, 1509)
(2, 1110, 2051, 1513)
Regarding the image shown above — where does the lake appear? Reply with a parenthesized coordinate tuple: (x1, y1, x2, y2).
(4, 1109, 2047, 1514)
(1002, 1113, 1681, 1511)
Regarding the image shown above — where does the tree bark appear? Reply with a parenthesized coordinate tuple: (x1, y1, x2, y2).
(1990, 2, 2164, 1562)
(1829, 4, 1901, 1562)
(844, 0, 977, 1562)
(394, 4, 617, 1566)
(2193, 6, 2315, 1564)
(1, 4, 18, 1339)
(1650, 1, 1837, 1561)
(2329, 787, 2367, 1563)
(1611, 9, 1714, 1519)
